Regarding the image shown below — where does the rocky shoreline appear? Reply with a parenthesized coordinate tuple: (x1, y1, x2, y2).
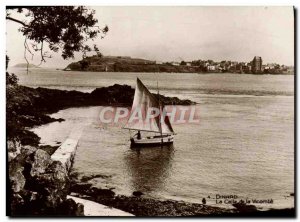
(69, 176, 295, 217)
(7, 77, 196, 216)
(7, 82, 195, 146)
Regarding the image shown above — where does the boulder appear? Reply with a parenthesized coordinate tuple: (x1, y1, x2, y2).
(29, 149, 52, 177)
(21, 145, 38, 157)
(89, 187, 116, 198)
(232, 202, 257, 213)
(9, 161, 25, 193)
(133, 191, 144, 197)
(58, 198, 84, 216)
(7, 140, 22, 162)
(8, 146, 85, 216)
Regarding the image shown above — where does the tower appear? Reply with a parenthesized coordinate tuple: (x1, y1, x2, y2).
(251, 56, 262, 73)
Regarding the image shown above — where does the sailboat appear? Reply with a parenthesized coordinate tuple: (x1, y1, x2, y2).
(123, 78, 175, 147)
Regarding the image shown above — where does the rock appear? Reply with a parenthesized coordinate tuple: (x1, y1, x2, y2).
(89, 187, 115, 198)
(58, 198, 84, 216)
(29, 149, 52, 177)
(7, 140, 22, 162)
(10, 193, 25, 214)
(8, 145, 77, 216)
(39, 145, 59, 156)
(76, 203, 85, 216)
(81, 173, 111, 182)
(18, 129, 41, 147)
(21, 145, 38, 157)
(21, 161, 69, 215)
(9, 160, 26, 193)
(132, 191, 144, 197)
(232, 202, 257, 213)
(33, 161, 68, 202)
(71, 183, 93, 194)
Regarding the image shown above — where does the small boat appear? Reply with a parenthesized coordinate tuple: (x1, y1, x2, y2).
(123, 78, 175, 147)
(130, 134, 174, 147)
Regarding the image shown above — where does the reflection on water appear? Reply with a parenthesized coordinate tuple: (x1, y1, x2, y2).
(124, 145, 174, 193)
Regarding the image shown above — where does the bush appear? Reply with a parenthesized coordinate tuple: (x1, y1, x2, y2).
(6, 72, 19, 86)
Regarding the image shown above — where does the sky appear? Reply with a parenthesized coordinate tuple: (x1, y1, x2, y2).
(6, 6, 294, 68)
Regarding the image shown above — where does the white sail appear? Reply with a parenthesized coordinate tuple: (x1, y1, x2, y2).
(160, 107, 175, 134)
(124, 78, 174, 134)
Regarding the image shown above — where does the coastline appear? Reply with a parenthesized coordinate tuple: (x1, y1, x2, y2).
(7, 81, 196, 216)
(69, 182, 294, 217)
(65, 55, 294, 75)
(7, 83, 194, 146)
(62, 69, 294, 76)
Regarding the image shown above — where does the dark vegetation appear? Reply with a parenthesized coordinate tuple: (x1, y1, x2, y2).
(67, 55, 202, 73)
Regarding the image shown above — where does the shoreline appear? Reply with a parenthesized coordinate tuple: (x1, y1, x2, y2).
(69, 171, 295, 217)
(9, 67, 294, 76)
(7, 83, 194, 147)
(68, 184, 295, 217)
(64, 70, 294, 76)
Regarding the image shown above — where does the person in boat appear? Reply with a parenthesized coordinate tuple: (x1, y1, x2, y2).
(136, 131, 141, 140)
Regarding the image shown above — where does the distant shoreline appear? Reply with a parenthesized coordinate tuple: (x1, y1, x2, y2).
(8, 66, 294, 75)
(63, 70, 295, 76)
(64, 55, 294, 75)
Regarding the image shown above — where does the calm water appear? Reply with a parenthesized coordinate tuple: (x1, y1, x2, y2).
(11, 68, 294, 209)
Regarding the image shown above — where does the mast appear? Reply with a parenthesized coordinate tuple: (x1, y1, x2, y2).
(157, 78, 163, 145)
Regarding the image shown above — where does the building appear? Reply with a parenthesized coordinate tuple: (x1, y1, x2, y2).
(251, 56, 263, 73)
(207, 65, 216, 71)
(171, 62, 180, 66)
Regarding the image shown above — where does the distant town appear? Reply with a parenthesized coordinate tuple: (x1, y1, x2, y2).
(66, 55, 294, 75)
(165, 56, 294, 74)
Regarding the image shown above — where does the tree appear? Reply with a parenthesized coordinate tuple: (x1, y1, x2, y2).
(180, 61, 186, 66)
(79, 59, 90, 70)
(6, 6, 108, 66)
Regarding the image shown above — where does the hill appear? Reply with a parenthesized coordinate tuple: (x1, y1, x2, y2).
(66, 56, 199, 73)
(13, 63, 39, 68)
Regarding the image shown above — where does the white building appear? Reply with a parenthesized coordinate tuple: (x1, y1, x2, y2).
(207, 65, 216, 71)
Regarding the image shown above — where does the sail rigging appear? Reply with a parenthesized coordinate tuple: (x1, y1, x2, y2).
(124, 78, 174, 134)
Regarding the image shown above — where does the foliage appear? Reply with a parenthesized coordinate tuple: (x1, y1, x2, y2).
(6, 6, 108, 65)
(180, 61, 187, 66)
(79, 59, 90, 70)
(6, 72, 19, 86)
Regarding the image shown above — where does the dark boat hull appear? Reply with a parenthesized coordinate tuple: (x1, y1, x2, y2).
(130, 134, 174, 148)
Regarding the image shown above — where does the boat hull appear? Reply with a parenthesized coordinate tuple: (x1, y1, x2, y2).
(130, 134, 174, 147)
